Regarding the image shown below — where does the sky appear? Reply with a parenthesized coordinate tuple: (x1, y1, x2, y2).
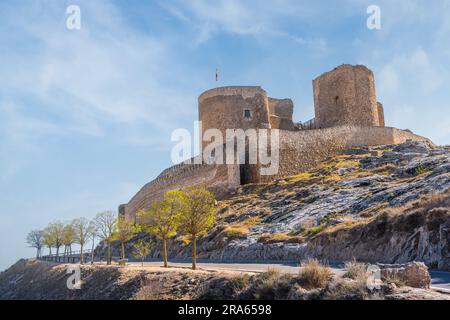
(1, 0, 450, 271)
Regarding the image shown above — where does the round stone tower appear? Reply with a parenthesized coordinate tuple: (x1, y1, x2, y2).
(313, 64, 383, 129)
(198, 86, 271, 144)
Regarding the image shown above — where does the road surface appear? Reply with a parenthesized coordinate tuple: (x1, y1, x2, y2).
(128, 261, 450, 293)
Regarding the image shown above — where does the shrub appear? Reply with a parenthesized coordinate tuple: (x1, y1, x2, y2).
(304, 225, 325, 236)
(414, 164, 429, 176)
(343, 259, 367, 281)
(298, 259, 334, 290)
(323, 277, 371, 300)
(251, 269, 294, 300)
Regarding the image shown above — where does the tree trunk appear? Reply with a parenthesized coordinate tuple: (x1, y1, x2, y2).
(107, 241, 111, 265)
(49, 247, 52, 255)
(36, 249, 39, 259)
(56, 246, 59, 256)
(121, 241, 125, 260)
(80, 245, 84, 264)
(162, 237, 168, 268)
(91, 238, 95, 265)
(192, 234, 197, 270)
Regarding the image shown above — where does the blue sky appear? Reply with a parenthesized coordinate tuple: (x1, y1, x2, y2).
(1, 0, 449, 270)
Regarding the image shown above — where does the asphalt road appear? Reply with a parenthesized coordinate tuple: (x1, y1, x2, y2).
(130, 261, 450, 292)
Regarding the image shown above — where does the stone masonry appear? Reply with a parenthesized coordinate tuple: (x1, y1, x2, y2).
(120, 64, 433, 222)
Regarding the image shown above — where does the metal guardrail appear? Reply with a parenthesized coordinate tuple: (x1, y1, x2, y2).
(39, 249, 97, 263)
(302, 118, 316, 130)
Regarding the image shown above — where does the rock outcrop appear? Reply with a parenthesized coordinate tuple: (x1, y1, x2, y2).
(377, 262, 431, 289)
(103, 141, 450, 270)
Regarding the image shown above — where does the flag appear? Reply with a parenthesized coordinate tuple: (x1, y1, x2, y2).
(215, 68, 219, 81)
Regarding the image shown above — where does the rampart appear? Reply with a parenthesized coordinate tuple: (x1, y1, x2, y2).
(120, 65, 433, 222)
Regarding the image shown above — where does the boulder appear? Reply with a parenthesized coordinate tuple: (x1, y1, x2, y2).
(393, 140, 432, 154)
(377, 262, 431, 289)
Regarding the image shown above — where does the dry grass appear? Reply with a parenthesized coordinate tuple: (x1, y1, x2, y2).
(343, 259, 367, 281)
(370, 163, 397, 175)
(336, 159, 360, 168)
(324, 277, 372, 300)
(382, 274, 406, 288)
(258, 233, 304, 244)
(298, 259, 334, 290)
(285, 172, 312, 183)
(222, 225, 250, 239)
(221, 216, 260, 240)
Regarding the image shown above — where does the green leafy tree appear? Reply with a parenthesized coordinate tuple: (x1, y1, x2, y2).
(26, 230, 44, 258)
(42, 227, 55, 255)
(94, 211, 117, 265)
(178, 189, 216, 270)
(73, 218, 92, 264)
(62, 223, 76, 256)
(141, 190, 185, 268)
(113, 215, 139, 260)
(132, 239, 154, 266)
(46, 222, 65, 256)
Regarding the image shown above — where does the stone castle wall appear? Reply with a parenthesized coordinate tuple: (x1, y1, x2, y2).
(198, 86, 271, 149)
(122, 126, 431, 221)
(120, 65, 431, 222)
(313, 65, 382, 129)
(268, 126, 432, 180)
(122, 161, 234, 223)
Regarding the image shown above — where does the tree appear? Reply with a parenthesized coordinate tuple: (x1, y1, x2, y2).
(94, 211, 117, 265)
(88, 220, 98, 265)
(42, 227, 55, 255)
(132, 239, 154, 266)
(46, 222, 65, 256)
(178, 189, 216, 270)
(26, 230, 44, 258)
(114, 215, 139, 260)
(73, 218, 92, 264)
(141, 190, 185, 268)
(62, 223, 76, 256)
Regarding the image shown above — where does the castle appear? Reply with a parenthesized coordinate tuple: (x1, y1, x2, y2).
(120, 64, 431, 222)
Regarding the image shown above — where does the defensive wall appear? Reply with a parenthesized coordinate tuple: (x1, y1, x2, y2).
(121, 125, 431, 221)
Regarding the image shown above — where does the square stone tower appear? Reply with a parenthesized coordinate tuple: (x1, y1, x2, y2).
(313, 64, 384, 129)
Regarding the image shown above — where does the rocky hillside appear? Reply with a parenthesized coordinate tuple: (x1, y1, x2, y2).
(1, 259, 448, 300)
(109, 140, 450, 269)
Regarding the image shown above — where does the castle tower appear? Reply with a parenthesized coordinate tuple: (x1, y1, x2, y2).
(313, 64, 384, 129)
(198, 86, 271, 145)
(198, 86, 272, 185)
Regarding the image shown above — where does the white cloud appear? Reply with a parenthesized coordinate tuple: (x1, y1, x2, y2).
(0, 1, 196, 144)
(377, 48, 443, 97)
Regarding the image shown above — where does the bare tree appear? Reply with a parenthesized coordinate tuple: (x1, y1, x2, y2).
(88, 220, 98, 265)
(26, 230, 44, 258)
(94, 211, 117, 265)
(73, 218, 92, 264)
